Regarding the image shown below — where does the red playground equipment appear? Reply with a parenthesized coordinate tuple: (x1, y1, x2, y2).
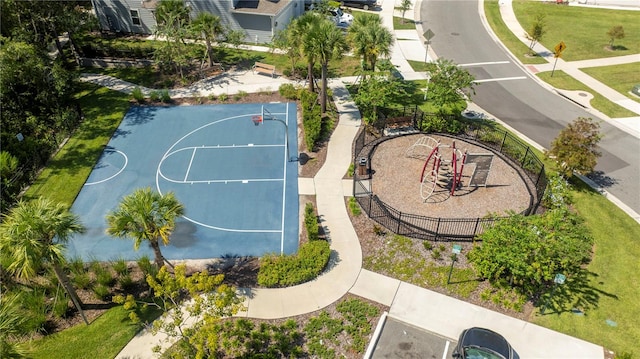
(418, 139, 467, 200)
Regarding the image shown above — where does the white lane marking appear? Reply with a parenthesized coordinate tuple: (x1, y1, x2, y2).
(473, 76, 527, 83)
(459, 60, 510, 67)
(442, 340, 451, 359)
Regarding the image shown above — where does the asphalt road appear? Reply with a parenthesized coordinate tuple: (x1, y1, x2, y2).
(418, 0, 640, 214)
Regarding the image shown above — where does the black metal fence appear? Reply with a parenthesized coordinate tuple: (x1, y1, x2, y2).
(353, 111, 548, 242)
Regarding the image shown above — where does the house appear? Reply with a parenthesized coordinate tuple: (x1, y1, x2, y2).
(91, 0, 304, 43)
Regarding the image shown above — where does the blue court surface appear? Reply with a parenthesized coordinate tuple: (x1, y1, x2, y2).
(68, 102, 298, 261)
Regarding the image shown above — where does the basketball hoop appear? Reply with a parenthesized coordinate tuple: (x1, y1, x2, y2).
(252, 115, 263, 126)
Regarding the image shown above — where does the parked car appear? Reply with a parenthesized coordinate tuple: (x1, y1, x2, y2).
(330, 7, 354, 28)
(452, 327, 514, 359)
(341, 0, 378, 10)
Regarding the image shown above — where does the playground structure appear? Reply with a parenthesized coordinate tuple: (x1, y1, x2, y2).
(405, 136, 497, 201)
(406, 136, 467, 201)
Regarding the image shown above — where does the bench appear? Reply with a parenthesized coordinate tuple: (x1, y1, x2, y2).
(385, 116, 413, 129)
(253, 62, 276, 78)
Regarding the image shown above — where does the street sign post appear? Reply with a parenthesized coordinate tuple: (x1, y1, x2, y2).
(551, 41, 567, 77)
(423, 29, 435, 63)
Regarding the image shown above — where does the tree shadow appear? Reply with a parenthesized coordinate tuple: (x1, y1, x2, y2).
(586, 170, 618, 188)
(537, 268, 618, 315)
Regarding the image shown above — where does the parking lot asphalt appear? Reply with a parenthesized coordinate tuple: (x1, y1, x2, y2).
(373, 317, 456, 359)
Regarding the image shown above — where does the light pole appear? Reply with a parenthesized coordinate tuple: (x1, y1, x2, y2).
(447, 244, 462, 285)
(423, 73, 431, 101)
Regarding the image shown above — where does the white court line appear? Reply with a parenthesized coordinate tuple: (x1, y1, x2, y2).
(473, 76, 527, 83)
(184, 147, 197, 182)
(279, 104, 289, 254)
(459, 60, 510, 67)
(158, 176, 284, 185)
(84, 150, 129, 186)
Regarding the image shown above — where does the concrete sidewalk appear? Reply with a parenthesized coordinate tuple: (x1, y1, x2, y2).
(498, 0, 640, 137)
(101, 0, 607, 356)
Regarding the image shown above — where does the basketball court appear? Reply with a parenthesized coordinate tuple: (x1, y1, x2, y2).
(67, 102, 299, 261)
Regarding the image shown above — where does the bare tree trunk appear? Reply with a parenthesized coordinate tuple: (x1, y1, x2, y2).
(52, 264, 88, 325)
(151, 241, 173, 269)
(321, 63, 328, 114)
(307, 62, 315, 92)
(205, 37, 214, 67)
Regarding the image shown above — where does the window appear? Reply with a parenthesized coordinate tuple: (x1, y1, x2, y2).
(130, 9, 141, 26)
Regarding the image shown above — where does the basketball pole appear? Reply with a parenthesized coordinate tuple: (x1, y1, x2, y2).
(262, 105, 295, 162)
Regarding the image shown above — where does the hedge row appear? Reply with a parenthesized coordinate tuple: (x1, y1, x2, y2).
(304, 202, 319, 241)
(257, 240, 331, 288)
(300, 89, 322, 151)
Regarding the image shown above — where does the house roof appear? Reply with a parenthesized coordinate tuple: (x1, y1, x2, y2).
(233, 0, 289, 16)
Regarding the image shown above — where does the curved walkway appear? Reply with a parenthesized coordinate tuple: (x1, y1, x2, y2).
(81, 0, 607, 357)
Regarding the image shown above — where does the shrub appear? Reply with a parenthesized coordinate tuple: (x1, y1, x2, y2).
(118, 274, 136, 292)
(218, 93, 228, 102)
(257, 240, 331, 287)
(304, 202, 319, 241)
(373, 224, 386, 236)
(67, 257, 86, 275)
(348, 197, 361, 216)
(137, 256, 158, 279)
(423, 241, 433, 251)
(19, 290, 48, 333)
(149, 90, 160, 102)
(208, 93, 217, 101)
(234, 90, 248, 101)
(431, 248, 442, 260)
(279, 83, 299, 100)
(97, 269, 115, 287)
(50, 290, 70, 318)
(160, 89, 171, 103)
(301, 90, 322, 151)
(72, 272, 92, 289)
(112, 258, 129, 276)
(93, 284, 111, 301)
(131, 87, 145, 103)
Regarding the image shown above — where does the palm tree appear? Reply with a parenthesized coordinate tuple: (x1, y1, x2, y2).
(348, 13, 394, 77)
(294, 12, 323, 92)
(308, 19, 349, 113)
(106, 188, 185, 269)
(154, 0, 191, 78)
(0, 197, 88, 325)
(191, 12, 223, 68)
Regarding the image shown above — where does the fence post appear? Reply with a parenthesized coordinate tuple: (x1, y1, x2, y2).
(535, 166, 544, 187)
(473, 218, 480, 236)
(369, 193, 373, 214)
(397, 211, 402, 234)
(435, 218, 441, 240)
(500, 131, 507, 152)
(522, 147, 530, 166)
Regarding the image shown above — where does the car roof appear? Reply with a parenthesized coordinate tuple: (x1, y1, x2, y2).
(460, 327, 512, 359)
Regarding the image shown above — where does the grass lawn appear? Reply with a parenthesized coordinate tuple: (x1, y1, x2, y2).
(514, 0, 640, 61)
(536, 70, 637, 118)
(533, 179, 640, 354)
(28, 306, 161, 359)
(581, 63, 640, 103)
(483, 0, 548, 65)
(23, 83, 131, 206)
(394, 16, 417, 30)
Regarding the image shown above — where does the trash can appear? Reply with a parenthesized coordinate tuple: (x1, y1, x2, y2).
(358, 157, 367, 176)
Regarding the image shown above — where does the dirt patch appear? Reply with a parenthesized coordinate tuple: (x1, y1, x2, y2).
(370, 134, 531, 218)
